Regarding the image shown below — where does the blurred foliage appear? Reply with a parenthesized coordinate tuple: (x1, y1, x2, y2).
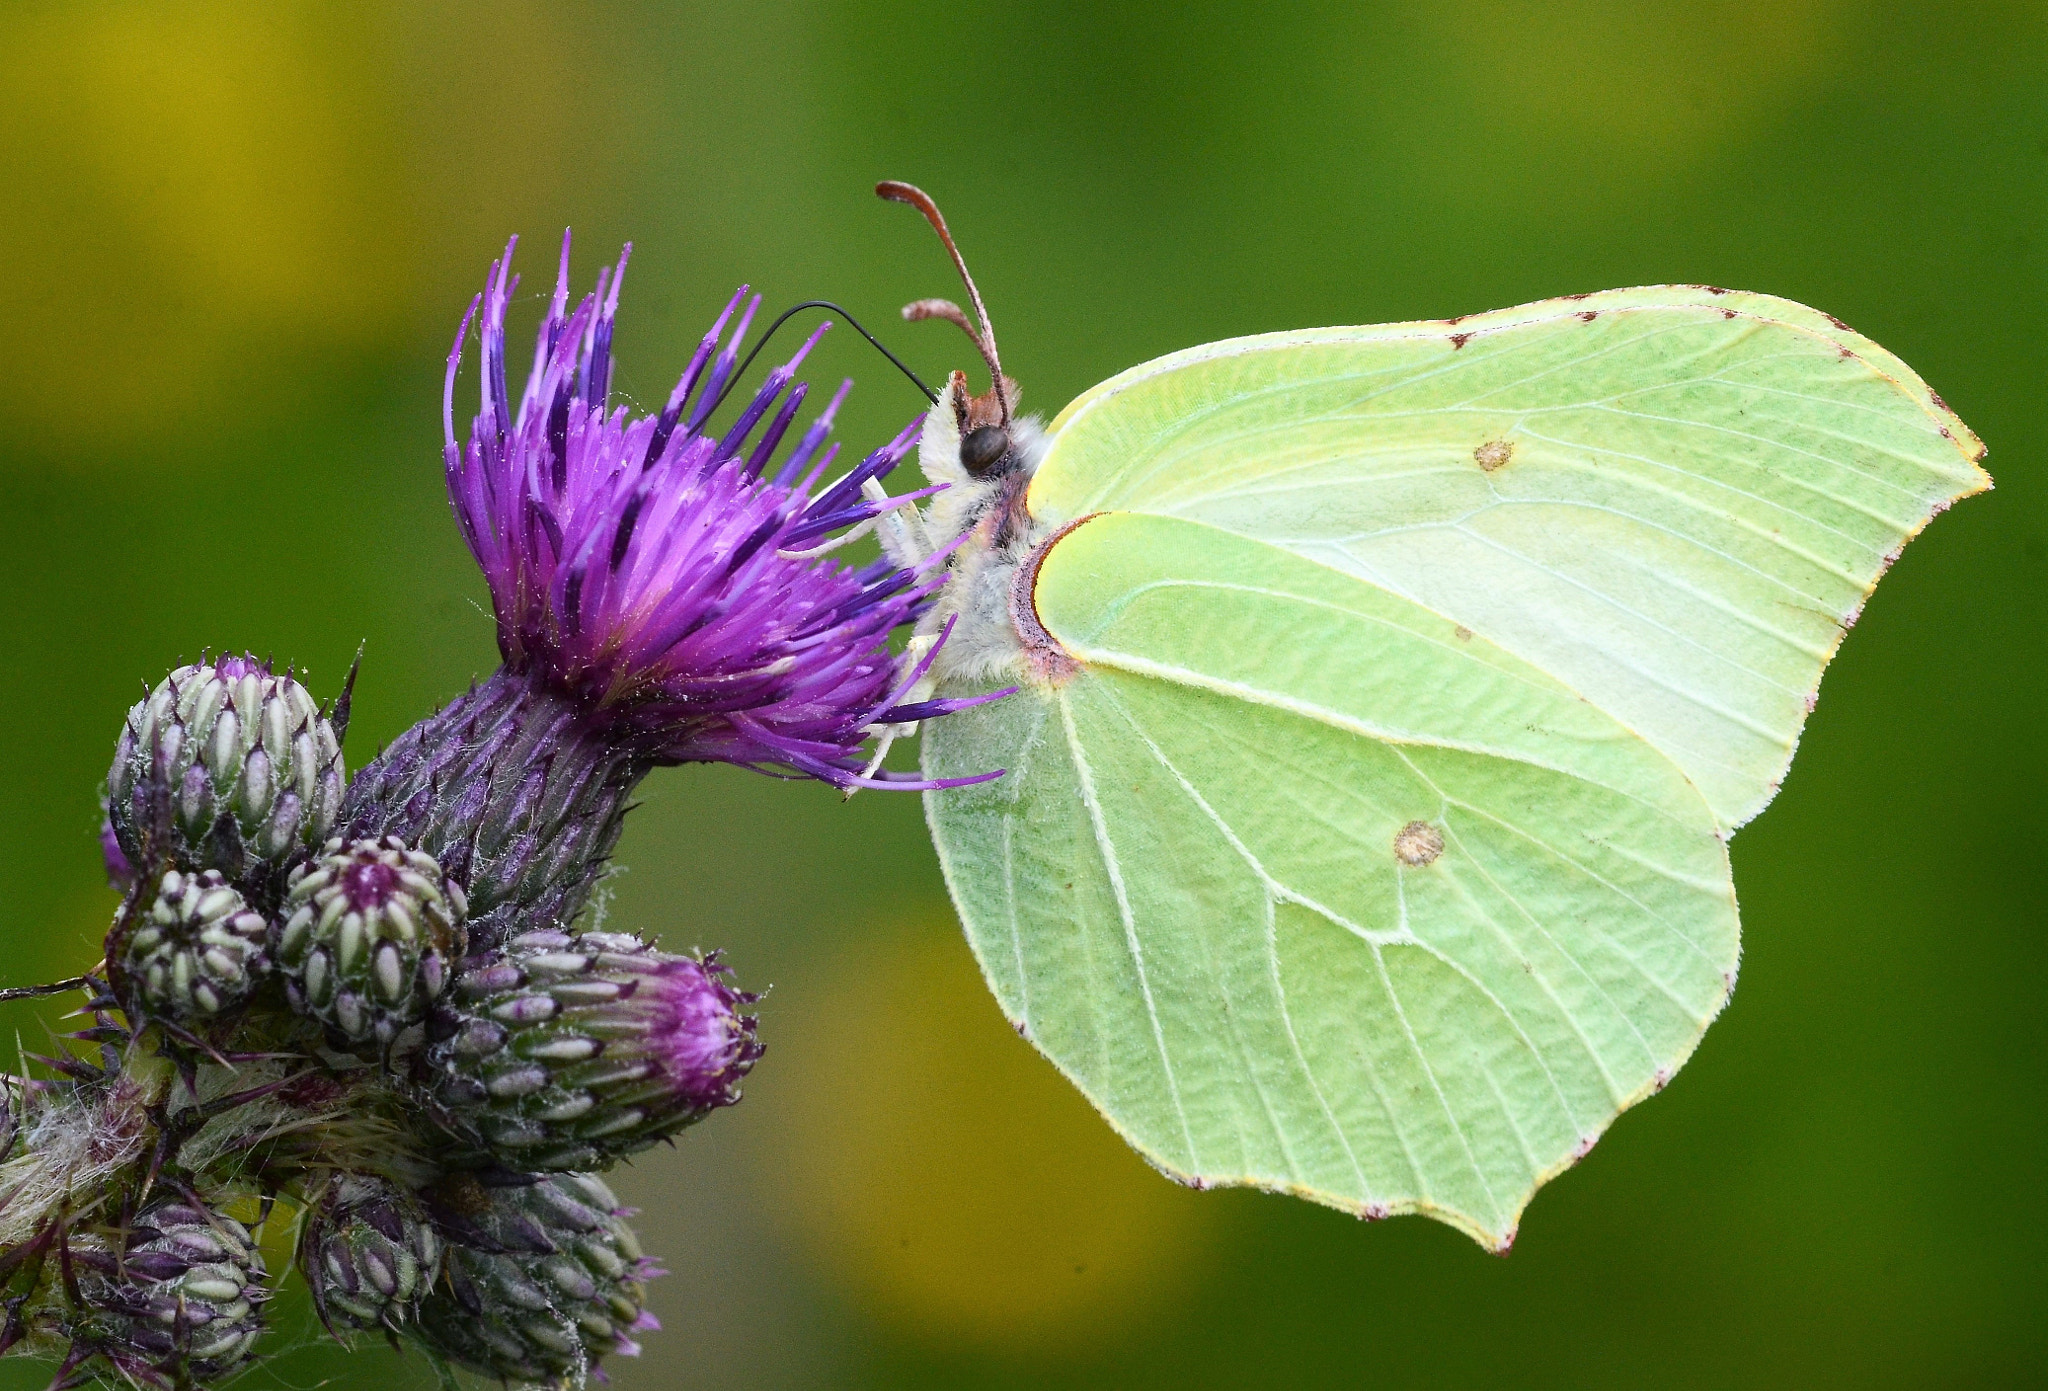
(0, 1, 2041, 1387)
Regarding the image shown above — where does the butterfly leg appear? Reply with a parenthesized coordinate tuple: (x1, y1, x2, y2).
(865, 476, 934, 568)
(846, 632, 940, 800)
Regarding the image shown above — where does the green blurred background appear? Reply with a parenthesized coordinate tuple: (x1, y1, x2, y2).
(1, 1, 2042, 1386)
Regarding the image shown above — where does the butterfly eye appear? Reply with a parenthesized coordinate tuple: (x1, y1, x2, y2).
(959, 425, 1011, 477)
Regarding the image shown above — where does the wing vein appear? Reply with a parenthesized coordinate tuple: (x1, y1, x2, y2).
(1055, 690, 1200, 1169)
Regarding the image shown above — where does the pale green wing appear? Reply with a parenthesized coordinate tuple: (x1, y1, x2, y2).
(1031, 286, 1988, 830)
(924, 287, 1982, 1245)
(924, 514, 1740, 1248)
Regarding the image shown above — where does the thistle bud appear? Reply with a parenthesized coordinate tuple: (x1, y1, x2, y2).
(298, 1173, 442, 1336)
(415, 1172, 659, 1387)
(115, 868, 269, 1021)
(277, 837, 467, 1055)
(421, 930, 760, 1172)
(105, 655, 344, 882)
(61, 1196, 268, 1388)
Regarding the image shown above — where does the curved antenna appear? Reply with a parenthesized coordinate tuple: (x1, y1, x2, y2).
(875, 181, 1008, 424)
(709, 299, 940, 418)
(902, 297, 982, 346)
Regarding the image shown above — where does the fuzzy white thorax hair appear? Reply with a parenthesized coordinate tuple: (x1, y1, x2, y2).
(896, 394, 1054, 687)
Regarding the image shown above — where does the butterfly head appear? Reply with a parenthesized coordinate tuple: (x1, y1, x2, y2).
(877, 181, 1061, 687)
(954, 375, 1017, 479)
(937, 364, 1026, 476)
(880, 181, 1049, 545)
(912, 362, 1045, 562)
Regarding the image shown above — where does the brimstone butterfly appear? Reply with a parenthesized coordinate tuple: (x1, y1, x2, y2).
(866, 182, 1988, 1251)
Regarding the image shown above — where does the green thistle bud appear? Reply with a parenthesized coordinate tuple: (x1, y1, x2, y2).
(59, 1195, 269, 1389)
(414, 1172, 660, 1388)
(277, 837, 467, 1056)
(105, 654, 345, 883)
(421, 930, 760, 1173)
(297, 1173, 442, 1336)
(115, 868, 269, 1021)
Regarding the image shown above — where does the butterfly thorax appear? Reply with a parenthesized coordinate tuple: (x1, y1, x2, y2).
(906, 370, 1061, 686)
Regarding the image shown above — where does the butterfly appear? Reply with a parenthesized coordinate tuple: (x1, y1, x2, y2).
(861, 181, 1987, 1251)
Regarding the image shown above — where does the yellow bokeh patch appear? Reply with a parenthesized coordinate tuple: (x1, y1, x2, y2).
(764, 912, 1220, 1350)
(0, 3, 409, 442)
(0, 2, 642, 453)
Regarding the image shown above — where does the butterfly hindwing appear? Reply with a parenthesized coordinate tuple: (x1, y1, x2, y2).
(926, 514, 1737, 1247)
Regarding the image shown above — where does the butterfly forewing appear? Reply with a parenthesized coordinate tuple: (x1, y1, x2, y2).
(1027, 287, 1987, 830)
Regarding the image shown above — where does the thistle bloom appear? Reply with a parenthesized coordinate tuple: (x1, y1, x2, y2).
(275, 836, 467, 1055)
(104, 654, 344, 892)
(343, 234, 1001, 949)
(51, 1196, 269, 1389)
(115, 868, 268, 1022)
(447, 232, 995, 788)
(4, 231, 1014, 1389)
(298, 1172, 443, 1336)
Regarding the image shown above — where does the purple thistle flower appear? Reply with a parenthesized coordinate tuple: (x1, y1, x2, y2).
(344, 233, 1004, 951)
(444, 232, 1000, 790)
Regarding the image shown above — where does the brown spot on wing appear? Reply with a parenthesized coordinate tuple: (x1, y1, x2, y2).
(1393, 821, 1444, 867)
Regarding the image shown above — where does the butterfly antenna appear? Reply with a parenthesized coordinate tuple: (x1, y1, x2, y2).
(875, 180, 1008, 425)
(709, 299, 940, 416)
